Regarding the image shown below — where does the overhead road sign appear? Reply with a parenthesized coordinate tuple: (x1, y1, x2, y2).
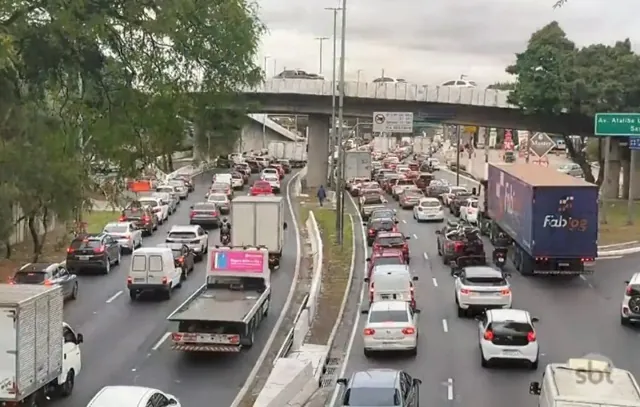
(630, 136, 640, 150)
(594, 113, 640, 136)
(373, 112, 414, 133)
(528, 132, 556, 157)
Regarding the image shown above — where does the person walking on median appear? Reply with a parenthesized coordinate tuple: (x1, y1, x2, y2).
(317, 185, 327, 207)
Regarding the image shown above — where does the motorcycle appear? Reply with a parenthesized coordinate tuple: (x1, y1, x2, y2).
(493, 248, 508, 271)
(221, 232, 231, 246)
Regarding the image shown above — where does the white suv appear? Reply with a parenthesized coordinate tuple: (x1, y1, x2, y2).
(454, 266, 512, 317)
(477, 309, 539, 369)
(621, 272, 640, 325)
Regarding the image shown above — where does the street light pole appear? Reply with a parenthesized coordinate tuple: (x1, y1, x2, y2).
(314, 37, 329, 74)
(262, 56, 270, 149)
(325, 7, 341, 189)
(336, 0, 347, 245)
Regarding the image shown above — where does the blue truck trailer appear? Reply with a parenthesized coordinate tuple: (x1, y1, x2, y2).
(486, 163, 598, 275)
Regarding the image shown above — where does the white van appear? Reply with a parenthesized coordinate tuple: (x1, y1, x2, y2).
(127, 247, 182, 301)
(366, 264, 418, 309)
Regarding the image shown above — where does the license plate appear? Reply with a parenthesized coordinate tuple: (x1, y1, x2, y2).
(134, 278, 145, 282)
(503, 350, 519, 355)
(382, 341, 396, 345)
(559, 263, 570, 267)
(381, 294, 390, 299)
(79, 256, 89, 260)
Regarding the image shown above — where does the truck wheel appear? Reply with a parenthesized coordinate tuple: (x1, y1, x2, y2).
(164, 286, 172, 300)
(129, 290, 138, 301)
(59, 370, 75, 397)
(241, 328, 255, 348)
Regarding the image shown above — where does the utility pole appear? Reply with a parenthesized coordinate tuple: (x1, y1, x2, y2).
(325, 7, 341, 188)
(314, 37, 329, 74)
(272, 59, 277, 77)
(601, 137, 612, 224)
(628, 149, 637, 225)
(262, 56, 270, 150)
(455, 125, 461, 186)
(336, 0, 347, 245)
(484, 127, 490, 179)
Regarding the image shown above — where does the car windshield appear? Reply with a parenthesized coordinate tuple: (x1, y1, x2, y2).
(405, 190, 422, 197)
(13, 271, 47, 284)
(377, 236, 405, 246)
(371, 221, 394, 230)
(491, 321, 532, 337)
(168, 231, 197, 239)
(254, 182, 271, 188)
(420, 200, 440, 208)
(104, 225, 128, 233)
(208, 195, 226, 202)
(344, 387, 400, 406)
(70, 239, 101, 249)
(371, 211, 393, 219)
(123, 209, 144, 218)
(157, 187, 173, 193)
(211, 183, 228, 190)
(373, 257, 403, 266)
(194, 203, 216, 211)
(369, 310, 409, 323)
(463, 276, 506, 286)
(363, 196, 383, 205)
(138, 199, 158, 207)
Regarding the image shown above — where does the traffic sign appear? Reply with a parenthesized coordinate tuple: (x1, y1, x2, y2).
(630, 136, 640, 150)
(372, 112, 414, 133)
(595, 113, 640, 136)
(528, 132, 556, 158)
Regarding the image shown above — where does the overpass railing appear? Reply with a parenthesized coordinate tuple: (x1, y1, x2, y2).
(245, 79, 514, 108)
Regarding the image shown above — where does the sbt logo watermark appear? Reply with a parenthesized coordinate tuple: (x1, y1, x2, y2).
(543, 215, 589, 232)
(573, 354, 614, 385)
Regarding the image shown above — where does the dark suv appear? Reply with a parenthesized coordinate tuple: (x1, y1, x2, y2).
(66, 233, 121, 274)
(120, 205, 157, 236)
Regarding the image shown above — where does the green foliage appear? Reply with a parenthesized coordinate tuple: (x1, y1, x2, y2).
(0, 0, 264, 258)
(487, 82, 515, 91)
(505, 21, 640, 185)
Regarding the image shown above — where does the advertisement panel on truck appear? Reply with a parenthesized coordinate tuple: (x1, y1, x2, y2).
(487, 164, 534, 252)
(532, 186, 598, 258)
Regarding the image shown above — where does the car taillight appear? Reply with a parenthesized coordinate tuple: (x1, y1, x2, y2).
(581, 257, 595, 263)
(627, 286, 634, 295)
(94, 246, 105, 253)
(369, 228, 375, 235)
(127, 277, 132, 285)
(66, 247, 74, 254)
(161, 277, 168, 285)
(210, 211, 217, 216)
(189, 211, 196, 218)
(460, 288, 471, 294)
(500, 288, 511, 295)
(178, 256, 184, 263)
(483, 330, 494, 340)
(142, 216, 150, 222)
(7, 278, 14, 285)
(119, 216, 126, 221)
(43, 279, 53, 286)
(402, 327, 415, 335)
(364, 328, 375, 336)
(526, 331, 537, 342)
(454, 242, 464, 252)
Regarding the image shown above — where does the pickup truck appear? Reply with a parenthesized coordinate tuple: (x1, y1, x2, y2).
(360, 195, 387, 220)
(167, 248, 271, 352)
(0, 284, 83, 406)
(486, 163, 598, 275)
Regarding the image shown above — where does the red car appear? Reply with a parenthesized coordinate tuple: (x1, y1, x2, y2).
(373, 232, 411, 263)
(366, 248, 406, 279)
(250, 180, 273, 196)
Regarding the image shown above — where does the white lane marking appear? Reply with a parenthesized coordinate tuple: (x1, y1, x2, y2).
(105, 290, 123, 303)
(402, 219, 407, 224)
(230, 172, 303, 407)
(598, 255, 623, 260)
(329, 193, 368, 407)
(152, 332, 171, 351)
(412, 234, 417, 239)
(579, 275, 587, 281)
(442, 319, 448, 333)
(432, 277, 438, 287)
(423, 252, 429, 260)
(447, 378, 454, 400)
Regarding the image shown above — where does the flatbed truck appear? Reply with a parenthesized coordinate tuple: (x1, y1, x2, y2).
(167, 247, 271, 352)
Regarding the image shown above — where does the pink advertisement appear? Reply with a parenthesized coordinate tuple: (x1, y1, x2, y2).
(211, 250, 265, 273)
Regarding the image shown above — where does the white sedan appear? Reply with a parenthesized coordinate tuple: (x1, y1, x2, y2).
(362, 300, 419, 357)
(262, 175, 281, 193)
(459, 198, 480, 224)
(103, 222, 143, 253)
(454, 266, 512, 317)
(477, 309, 539, 369)
(413, 197, 444, 222)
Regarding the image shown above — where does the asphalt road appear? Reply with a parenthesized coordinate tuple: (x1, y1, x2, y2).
(54, 169, 300, 407)
(336, 168, 640, 407)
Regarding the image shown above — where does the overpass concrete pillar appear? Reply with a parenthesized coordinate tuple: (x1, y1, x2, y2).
(602, 160, 622, 199)
(307, 114, 330, 188)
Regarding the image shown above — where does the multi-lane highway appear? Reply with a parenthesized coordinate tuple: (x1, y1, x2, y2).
(53, 170, 300, 407)
(336, 168, 640, 407)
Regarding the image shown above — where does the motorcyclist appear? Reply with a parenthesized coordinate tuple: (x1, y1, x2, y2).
(220, 218, 231, 242)
(492, 247, 507, 270)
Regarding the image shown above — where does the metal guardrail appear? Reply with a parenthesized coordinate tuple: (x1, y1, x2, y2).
(273, 293, 310, 365)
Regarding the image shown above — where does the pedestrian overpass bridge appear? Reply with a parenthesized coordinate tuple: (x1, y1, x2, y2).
(241, 79, 592, 135)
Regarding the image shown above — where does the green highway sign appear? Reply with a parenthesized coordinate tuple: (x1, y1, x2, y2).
(594, 113, 640, 136)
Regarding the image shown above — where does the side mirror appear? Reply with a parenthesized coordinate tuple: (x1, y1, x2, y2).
(168, 398, 178, 405)
(474, 315, 483, 321)
(337, 378, 348, 386)
(283, 222, 288, 230)
(531, 317, 539, 323)
(435, 230, 441, 234)
(405, 236, 410, 240)
(412, 276, 419, 281)
(362, 222, 368, 226)
(414, 309, 421, 314)
(76, 333, 84, 344)
(625, 280, 630, 284)
(189, 205, 194, 209)
(413, 378, 422, 386)
(452, 271, 461, 277)
(529, 382, 541, 395)
(364, 277, 369, 283)
(504, 273, 512, 278)
(366, 257, 371, 262)
(395, 220, 399, 224)
(361, 309, 369, 314)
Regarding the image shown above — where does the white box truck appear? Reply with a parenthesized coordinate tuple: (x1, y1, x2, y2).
(268, 141, 286, 159)
(231, 196, 288, 269)
(344, 151, 372, 180)
(0, 284, 83, 407)
(284, 142, 307, 168)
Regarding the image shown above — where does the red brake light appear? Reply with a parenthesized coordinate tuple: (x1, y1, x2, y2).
(364, 328, 375, 336)
(189, 211, 196, 218)
(178, 256, 184, 263)
(127, 277, 132, 285)
(7, 278, 15, 285)
(402, 327, 415, 335)
(43, 279, 53, 286)
(210, 211, 217, 216)
(66, 247, 74, 254)
(161, 277, 168, 285)
(627, 286, 634, 295)
(94, 246, 105, 253)
(460, 288, 471, 294)
(484, 330, 494, 340)
(454, 242, 464, 251)
(500, 288, 511, 295)
(119, 216, 126, 221)
(369, 228, 375, 234)
(527, 331, 536, 342)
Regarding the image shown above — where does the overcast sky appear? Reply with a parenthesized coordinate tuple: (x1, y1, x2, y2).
(256, 0, 639, 85)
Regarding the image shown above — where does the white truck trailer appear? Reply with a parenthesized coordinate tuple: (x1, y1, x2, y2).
(268, 141, 286, 160)
(0, 284, 83, 407)
(167, 247, 271, 351)
(231, 196, 288, 269)
(284, 142, 308, 168)
(344, 151, 372, 180)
